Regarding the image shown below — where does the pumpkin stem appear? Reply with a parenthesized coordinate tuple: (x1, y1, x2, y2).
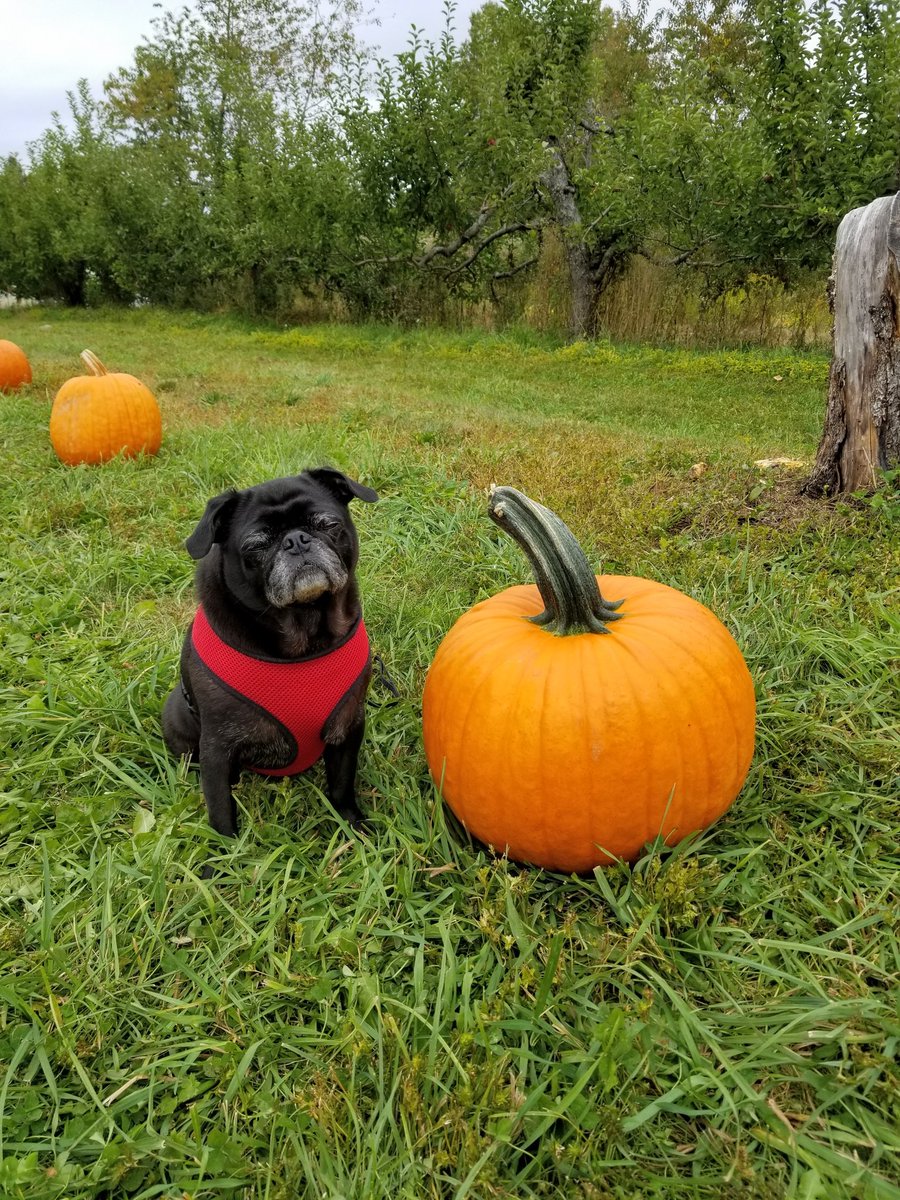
(80, 350, 109, 377)
(488, 486, 623, 635)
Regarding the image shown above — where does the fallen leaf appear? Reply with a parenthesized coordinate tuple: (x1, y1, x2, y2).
(753, 457, 806, 470)
(133, 807, 156, 836)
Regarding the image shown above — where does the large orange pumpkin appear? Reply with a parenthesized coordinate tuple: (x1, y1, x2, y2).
(422, 487, 756, 873)
(50, 350, 162, 466)
(0, 339, 32, 391)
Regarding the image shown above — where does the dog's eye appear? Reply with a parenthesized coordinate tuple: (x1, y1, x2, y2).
(310, 513, 340, 532)
(240, 531, 271, 557)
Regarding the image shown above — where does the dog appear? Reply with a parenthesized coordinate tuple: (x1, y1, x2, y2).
(162, 467, 378, 841)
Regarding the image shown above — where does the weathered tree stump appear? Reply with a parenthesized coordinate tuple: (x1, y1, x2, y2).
(806, 193, 900, 496)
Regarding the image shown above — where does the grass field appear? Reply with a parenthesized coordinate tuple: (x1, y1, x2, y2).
(1, 306, 898, 1200)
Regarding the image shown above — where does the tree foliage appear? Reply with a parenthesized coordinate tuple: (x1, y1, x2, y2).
(1, 0, 898, 332)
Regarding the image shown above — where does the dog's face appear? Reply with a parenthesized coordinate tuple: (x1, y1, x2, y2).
(186, 468, 378, 613)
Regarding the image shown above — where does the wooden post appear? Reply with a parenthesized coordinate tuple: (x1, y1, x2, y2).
(805, 193, 900, 496)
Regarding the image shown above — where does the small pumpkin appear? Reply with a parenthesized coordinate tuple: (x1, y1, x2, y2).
(0, 339, 32, 391)
(422, 487, 756, 873)
(50, 350, 162, 465)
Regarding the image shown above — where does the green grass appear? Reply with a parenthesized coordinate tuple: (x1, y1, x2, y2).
(1, 306, 898, 1200)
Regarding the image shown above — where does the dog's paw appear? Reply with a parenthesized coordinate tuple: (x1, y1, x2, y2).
(334, 803, 367, 834)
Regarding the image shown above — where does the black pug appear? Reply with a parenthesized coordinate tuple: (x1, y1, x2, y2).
(162, 467, 378, 841)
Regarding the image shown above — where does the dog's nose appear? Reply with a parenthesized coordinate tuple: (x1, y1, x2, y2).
(282, 531, 311, 555)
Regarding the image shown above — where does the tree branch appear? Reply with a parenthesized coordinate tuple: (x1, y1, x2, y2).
(493, 257, 539, 282)
(637, 245, 755, 271)
(591, 242, 620, 288)
(341, 189, 537, 280)
(337, 250, 411, 269)
(489, 256, 539, 303)
(578, 118, 614, 137)
(418, 183, 517, 266)
(418, 205, 495, 266)
(444, 220, 541, 277)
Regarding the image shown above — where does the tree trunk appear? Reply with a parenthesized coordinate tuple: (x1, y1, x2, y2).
(805, 193, 900, 495)
(540, 137, 597, 339)
(58, 262, 87, 307)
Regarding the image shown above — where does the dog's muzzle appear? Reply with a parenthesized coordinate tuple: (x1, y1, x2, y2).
(265, 532, 348, 607)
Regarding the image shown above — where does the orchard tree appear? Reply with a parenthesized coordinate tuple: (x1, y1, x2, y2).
(0, 156, 31, 298)
(6, 0, 900, 327)
(0, 84, 122, 305)
(467, 0, 654, 334)
(635, 0, 900, 288)
(101, 0, 366, 310)
(624, 0, 760, 283)
(104, 0, 365, 160)
(753, 0, 900, 271)
(343, 0, 654, 334)
(337, 21, 522, 317)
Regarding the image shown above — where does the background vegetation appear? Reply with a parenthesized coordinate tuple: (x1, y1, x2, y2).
(2, 0, 899, 343)
(1, 307, 898, 1197)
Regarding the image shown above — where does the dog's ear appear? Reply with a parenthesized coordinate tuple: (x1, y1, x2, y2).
(185, 489, 241, 559)
(306, 467, 379, 505)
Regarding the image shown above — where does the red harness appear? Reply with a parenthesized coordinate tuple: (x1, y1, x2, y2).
(190, 606, 370, 776)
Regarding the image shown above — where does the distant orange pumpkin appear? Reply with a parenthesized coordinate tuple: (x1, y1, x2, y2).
(0, 339, 32, 391)
(50, 350, 162, 466)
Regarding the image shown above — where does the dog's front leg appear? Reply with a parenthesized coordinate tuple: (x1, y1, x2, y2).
(199, 735, 240, 838)
(323, 720, 365, 826)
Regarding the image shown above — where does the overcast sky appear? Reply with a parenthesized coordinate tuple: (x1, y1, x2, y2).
(1, 0, 486, 160)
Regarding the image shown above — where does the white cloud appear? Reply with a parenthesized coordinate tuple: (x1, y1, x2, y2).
(1, 0, 487, 159)
(5, 0, 160, 89)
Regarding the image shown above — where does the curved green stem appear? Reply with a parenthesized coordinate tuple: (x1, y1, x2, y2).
(488, 485, 623, 635)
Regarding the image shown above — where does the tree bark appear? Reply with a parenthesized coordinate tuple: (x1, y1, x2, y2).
(540, 137, 597, 339)
(805, 193, 900, 495)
